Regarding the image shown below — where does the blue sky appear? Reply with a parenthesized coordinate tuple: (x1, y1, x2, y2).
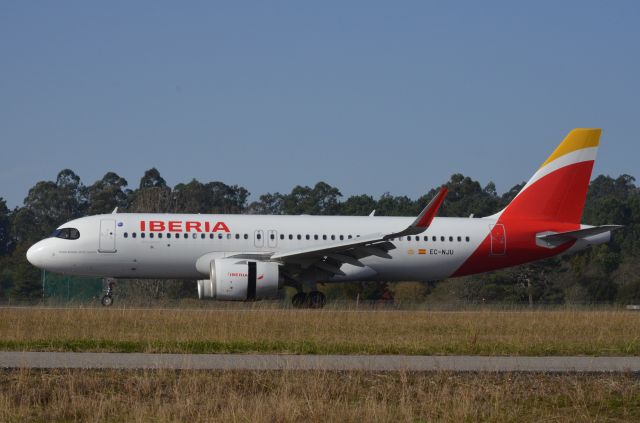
(1, 1, 638, 208)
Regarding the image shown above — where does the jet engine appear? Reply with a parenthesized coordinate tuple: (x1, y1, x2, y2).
(197, 258, 281, 300)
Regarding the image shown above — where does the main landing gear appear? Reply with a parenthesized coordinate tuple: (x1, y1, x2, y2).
(101, 279, 116, 307)
(292, 291, 327, 309)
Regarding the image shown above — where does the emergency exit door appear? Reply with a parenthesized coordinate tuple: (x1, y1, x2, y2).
(99, 219, 117, 253)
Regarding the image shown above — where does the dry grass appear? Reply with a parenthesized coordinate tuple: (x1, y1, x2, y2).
(1, 308, 639, 355)
(0, 369, 638, 422)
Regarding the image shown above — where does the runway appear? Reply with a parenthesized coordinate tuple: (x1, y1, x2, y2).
(1, 352, 639, 372)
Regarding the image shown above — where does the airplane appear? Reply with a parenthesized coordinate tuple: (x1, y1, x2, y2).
(26, 128, 621, 308)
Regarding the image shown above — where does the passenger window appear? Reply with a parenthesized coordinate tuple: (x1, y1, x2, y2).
(314, 235, 318, 240)
(244, 234, 249, 240)
(289, 234, 293, 240)
(297, 235, 301, 240)
(306, 235, 310, 240)
(280, 234, 284, 240)
(236, 234, 240, 239)
(339, 235, 344, 240)
(210, 234, 214, 239)
(149, 233, 154, 239)
(202, 234, 207, 239)
(167, 233, 171, 239)
(227, 234, 231, 239)
(466, 236, 470, 242)
(432, 236, 436, 242)
(449, 236, 453, 242)
(423, 236, 428, 241)
(257, 234, 262, 240)
(270, 234, 275, 240)
(323, 235, 327, 240)
(218, 233, 223, 239)
(440, 236, 445, 242)
(124, 232, 128, 238)
(141, 233, 146, 239)
(457, 236, 462, 242)
(132, 233, 137, 238)
(408, 236, 412, 241)
(192, 233, 197, 239)
(331, 235, 335, 240)
(348, 235, 352, 239)
(158, 233, 163, 239)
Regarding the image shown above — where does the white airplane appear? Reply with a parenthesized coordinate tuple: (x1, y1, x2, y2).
(27, 128, 620, 307)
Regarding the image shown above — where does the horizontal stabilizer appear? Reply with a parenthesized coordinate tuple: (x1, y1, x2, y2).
(536, 225, 622, 248)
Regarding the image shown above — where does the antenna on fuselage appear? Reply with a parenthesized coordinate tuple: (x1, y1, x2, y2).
(111, 207, 118, 214)
(369, 210, 376, 217)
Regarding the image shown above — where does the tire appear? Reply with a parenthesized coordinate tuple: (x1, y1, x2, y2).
(292, 292, 307, 308)
(307, 291, 326, 309)
(101, 295, 113, 307)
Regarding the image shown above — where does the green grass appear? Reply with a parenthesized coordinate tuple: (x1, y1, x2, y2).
(2, 338, 640, 356)
(1, 308, 640, 356)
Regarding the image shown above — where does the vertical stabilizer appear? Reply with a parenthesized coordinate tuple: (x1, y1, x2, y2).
(498, 128, 600, 224)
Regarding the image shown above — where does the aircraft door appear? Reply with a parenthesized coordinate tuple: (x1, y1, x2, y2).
(267, 230, 278, 248)
(254, 230, 264, 248)
(489, 224, 506, 255)
(99, 219, 117, 253)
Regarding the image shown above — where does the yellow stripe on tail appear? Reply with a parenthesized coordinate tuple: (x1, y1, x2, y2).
(540, 128, 601, 168)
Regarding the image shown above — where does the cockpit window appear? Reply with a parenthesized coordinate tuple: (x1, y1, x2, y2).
(50, 228, 80, 240)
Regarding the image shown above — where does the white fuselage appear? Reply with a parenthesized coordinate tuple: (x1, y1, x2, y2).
(27, 213, 498, 282)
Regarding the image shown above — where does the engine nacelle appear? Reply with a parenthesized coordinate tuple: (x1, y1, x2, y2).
(197, 258, 281, 301)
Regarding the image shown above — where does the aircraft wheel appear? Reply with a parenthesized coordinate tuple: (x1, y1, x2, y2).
(307, 291, 326, 309)
(101, 295, 113, 307)
(292, 292, 307, 308)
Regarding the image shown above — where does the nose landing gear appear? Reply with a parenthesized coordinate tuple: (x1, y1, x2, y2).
(101, 279, 116, 307)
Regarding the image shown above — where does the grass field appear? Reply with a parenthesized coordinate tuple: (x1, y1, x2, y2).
(1, 369, 639, 422)
(1, 308, 639, 355)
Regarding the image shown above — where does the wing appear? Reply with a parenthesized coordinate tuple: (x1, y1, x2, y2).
(261, 187, 448, 279)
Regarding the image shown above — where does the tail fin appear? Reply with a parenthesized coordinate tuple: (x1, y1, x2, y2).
(498, 128, 601, 224)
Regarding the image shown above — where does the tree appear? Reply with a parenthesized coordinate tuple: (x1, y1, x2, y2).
(128, 168, 172, 212)
(500, 182, 526, 207)
(172, 179, 210, 213)
(86, 172, 130, 215)
(139, 168, 167, 189)
(341, 194, 377, 216)
(0, 198, 13, 256)
(9, 245, 41, 300)
(18, 169, 87, 241)
(418, 174, 501, 218)
(375, 193, 417, 216)
(248, 193, 285, 215)
(279, 182, 343, 215)
(172, 180, 249, 214)
(206, 182, 249, 214)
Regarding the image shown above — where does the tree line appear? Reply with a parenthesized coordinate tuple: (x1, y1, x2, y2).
(1, 168, 639, 304)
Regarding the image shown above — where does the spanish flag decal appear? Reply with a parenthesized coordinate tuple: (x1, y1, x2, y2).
(418, 249, 427, 255)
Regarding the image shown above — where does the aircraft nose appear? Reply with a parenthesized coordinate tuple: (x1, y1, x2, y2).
(26, 242, 47, 268)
